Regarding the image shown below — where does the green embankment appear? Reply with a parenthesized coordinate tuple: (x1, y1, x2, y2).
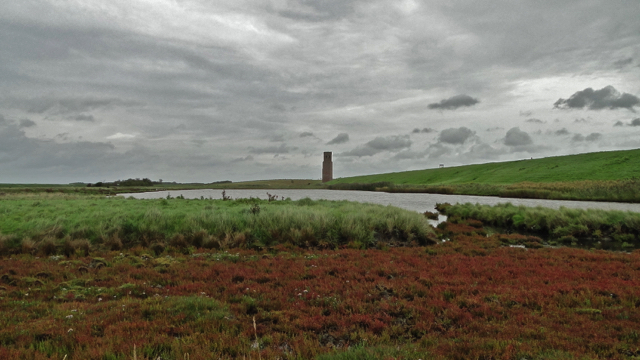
(328, 149, 640, 202)
(330, 149, 640, 185)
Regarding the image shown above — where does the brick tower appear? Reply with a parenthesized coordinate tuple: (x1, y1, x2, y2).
(322, 152, 333, 182)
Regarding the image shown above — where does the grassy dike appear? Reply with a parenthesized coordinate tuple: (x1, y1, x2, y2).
(0, 193, 436, 255)
(328, 149, 640, 202)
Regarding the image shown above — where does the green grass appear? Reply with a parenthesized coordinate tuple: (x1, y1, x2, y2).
(329, 149, 640, 185)
(326, 149, 640, 202)
(438, 202, 640, 246)
(0, 194, 436, 254)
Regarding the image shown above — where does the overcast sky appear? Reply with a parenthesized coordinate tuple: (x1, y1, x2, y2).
(1, 0, 640, 183)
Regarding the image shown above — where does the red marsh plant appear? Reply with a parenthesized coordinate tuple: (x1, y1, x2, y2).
(0, 222, 639, 358)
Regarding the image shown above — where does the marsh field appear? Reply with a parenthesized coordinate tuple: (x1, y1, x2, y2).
(1, 191, 640, 359)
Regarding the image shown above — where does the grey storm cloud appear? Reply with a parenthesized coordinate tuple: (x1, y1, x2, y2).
(327, 133, 350, 145)
(525, 118, 544, 124)
(613, 118, 640, 126)
(19, 119, 36, 128)
(300, 132, 314, 138)
(0, 121, 117, 172)
(586, 133, 602, 141)
(18, 97, 141, 115)
(554, 128, 570, 136)
(438, 127, 475, 144)
(428, 95, 479, 110)
(72, 114, 95, 122)
(248, 143, 296, 154)
(504, 127, 533, 146)
(412, 128, 436, 134)
(572, 133, 602, 142)
(554, 86, 640, 111)
(614, 58, 633, 68)
(342, 135, 411, 157)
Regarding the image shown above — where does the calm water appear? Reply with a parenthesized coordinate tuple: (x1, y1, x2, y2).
(127, 189, 640, 214)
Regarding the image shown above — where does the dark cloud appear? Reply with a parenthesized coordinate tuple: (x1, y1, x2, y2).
(585, 133, 602, 141)
(574, 118, 588, 123)
(519, 110, 533, 117)
(392, 150, 427, 160)
(504, 127, 533, 146)
(327, 133, 349, 145)
(554, 86, 640, 111)
(342, 135, 411, 157)
(614, 58, 633, 68)
(428, 95, 479, 110)
(615, 118, 640, 127)
(425, 143, 452, 159)
(19, 119, 36, 128)
(300, 132, 314, 138)
(18, 97, 141, 115)
(0, 122, 116, 172)
(463, 143, 505, 161)
(270, 103, 287, 112)
(438, 127, 475, 144)
(270, 135, 286, 142)
(554, 128, 570, 136)
(232, 155, 254, 162)
(572, 134, 585, 142)
(71, 114, 95, 122)
(412, 128, 436, 134)
(525, 118, 545, 124)
(248, 143, 296, 154)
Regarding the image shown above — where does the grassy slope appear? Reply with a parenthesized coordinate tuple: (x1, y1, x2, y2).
(329, 149, 640, 185)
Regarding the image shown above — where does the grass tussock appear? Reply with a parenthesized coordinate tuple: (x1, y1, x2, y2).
(437, 202, 640, 246)
(0, 196, 436, 255)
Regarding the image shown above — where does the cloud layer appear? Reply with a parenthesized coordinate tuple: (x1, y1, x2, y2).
(1, 1, 639, 182)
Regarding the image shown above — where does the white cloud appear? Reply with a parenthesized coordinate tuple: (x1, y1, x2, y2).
(107, 133, 136, 140)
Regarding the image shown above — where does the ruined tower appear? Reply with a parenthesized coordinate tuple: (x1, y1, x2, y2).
(322, 152, 333, 183)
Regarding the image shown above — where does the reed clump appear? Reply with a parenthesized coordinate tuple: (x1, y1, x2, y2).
(438, 202, 640, 244)
(0, 196, 436, 255)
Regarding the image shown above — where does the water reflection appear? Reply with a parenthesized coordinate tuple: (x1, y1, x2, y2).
(126, 189, 640, 214)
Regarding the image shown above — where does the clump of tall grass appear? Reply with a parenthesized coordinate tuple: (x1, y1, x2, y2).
(0, 197, 436, 255)
(438, 202, 640, 242)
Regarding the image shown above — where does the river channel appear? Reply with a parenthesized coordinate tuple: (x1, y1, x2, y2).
(127, 189, 640, 214)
